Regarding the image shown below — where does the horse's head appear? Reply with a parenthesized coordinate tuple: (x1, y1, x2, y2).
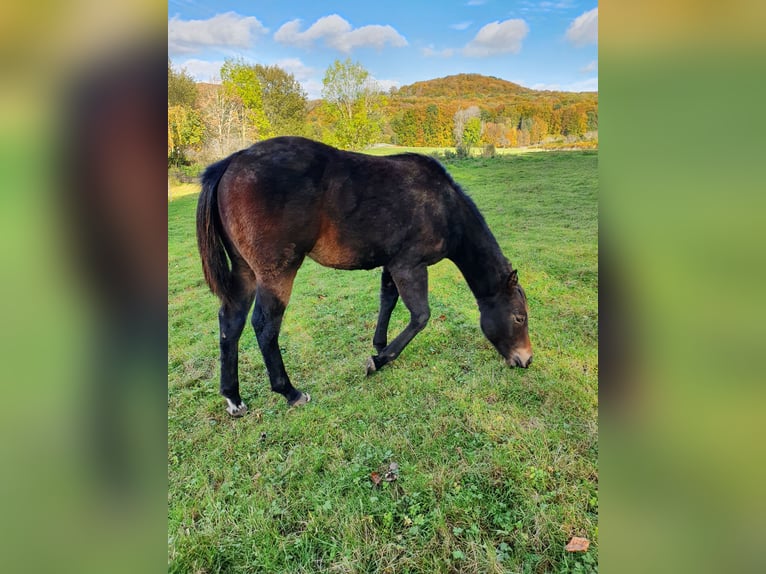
(479, 268, 533, 368)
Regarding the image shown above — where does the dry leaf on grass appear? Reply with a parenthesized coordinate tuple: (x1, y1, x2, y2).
(565, 537, 590, 552)
(384, 462, 399, 481)
(371, 462, 399, 486)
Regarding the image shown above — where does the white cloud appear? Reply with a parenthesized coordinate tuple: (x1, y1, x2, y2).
(580, 60, 597, 73)
(566, 7, 598, 47)
(275, 59, 322, 99)
(422, 45, 455, 58)
(451, 21, 472, 31)
(274, 14, 407, 53)
(175, 59, 224, 83)
(532, 77, 598, 92)
(274, 58, 315, 82)
(168, 12, 268, 55)
(566, 77, 598, 91)
(374, 78, 401, 92)
(463, 19, 529, 57)
(302, 79, 324, 100)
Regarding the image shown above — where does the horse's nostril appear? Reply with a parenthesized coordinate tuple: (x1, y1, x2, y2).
(525, 356, 533, 368)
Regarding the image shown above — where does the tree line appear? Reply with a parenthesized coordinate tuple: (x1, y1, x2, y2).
(168, 59, 597, 167)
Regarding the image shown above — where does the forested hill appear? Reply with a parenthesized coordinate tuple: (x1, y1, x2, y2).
(394, 73, 534, 100)
(384, 73, 597, 148)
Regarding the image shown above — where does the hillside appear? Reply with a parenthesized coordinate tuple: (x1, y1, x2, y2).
(383, 74, 597, 148)
(390, 73, 597, 107)
(395, 73, 533, 99)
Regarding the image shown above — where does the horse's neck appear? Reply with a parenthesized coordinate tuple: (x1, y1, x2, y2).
(449, 207, 508, 300)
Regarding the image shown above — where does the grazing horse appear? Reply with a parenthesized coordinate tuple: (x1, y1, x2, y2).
(197, 137, 532, 416)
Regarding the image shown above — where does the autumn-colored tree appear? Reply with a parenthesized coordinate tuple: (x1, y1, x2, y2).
(425, 104, 453, 146)
(549, 107, 563, 136)
(505, 125, 518, 147)
(168, 61, 203, 164)
(517, 128, 530, 147)
(168, 104, 203, 166)
(198, 85, 240, 158)
(561, 104, 588, 137)
(482, 122, 506, 147)
(529, 116, 548, 144)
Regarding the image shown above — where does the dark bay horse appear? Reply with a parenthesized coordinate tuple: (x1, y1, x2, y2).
(197, 137, 532, 416)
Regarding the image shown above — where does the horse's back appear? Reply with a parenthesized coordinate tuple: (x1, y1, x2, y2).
(216, 137, 457, 273)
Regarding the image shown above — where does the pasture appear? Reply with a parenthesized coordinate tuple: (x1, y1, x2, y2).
(168, 150, 598, 573)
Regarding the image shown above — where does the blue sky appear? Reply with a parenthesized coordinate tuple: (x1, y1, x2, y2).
(168, 1, 597, 98)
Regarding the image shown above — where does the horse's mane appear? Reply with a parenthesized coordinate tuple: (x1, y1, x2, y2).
(402, 153, 498, 243)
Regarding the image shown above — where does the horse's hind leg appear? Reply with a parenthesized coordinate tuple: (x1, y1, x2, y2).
(367, 265, 430, 374)
(218, 268, 256, 416)
(251, 268, 311, 407)
(372, 268, 399, 353)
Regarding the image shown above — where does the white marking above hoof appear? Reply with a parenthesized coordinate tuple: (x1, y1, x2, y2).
(289, 392, 311, 407)
(225, 398, 248, 417)
(365, 356, 377, 375)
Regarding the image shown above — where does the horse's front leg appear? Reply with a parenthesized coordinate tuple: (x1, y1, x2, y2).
(366, 265, 430, 374)
(251, 273, 310, 407)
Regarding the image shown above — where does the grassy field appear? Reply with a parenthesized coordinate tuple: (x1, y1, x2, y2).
(363, 145, 546, 157)
(168, 151, 598, 573)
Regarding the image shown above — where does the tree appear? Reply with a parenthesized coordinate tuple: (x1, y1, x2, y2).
(529, 116, 548, 144)
(321, 59, 384, 149)
(463, 117, 482, 149)
(168, 61, 202, 164)
(198, 85, 240, 158)
(253, 64, 308, 136)
(391, 109, 419, 146)
(423, 104, 452, 147)
(168, 60, 197, 107)
(482, 122, 507, 147)
(561, 104, 588, 137)
(168, 105, 203, 166)
(453, 106, 481, 156)
(221, 59, 272, 145)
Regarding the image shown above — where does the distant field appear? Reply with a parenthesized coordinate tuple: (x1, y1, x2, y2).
(168, 151, 598, 573)
(363, 145, 545, 157)
(168, 182, 201, 199)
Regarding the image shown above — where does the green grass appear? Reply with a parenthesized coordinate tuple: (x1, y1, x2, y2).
(168, 151, 598, 573)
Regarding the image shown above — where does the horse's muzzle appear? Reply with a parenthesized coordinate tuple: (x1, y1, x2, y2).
(507, 352, 533, 368)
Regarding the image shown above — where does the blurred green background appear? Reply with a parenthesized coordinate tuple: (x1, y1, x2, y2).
(601, 2, 766, 572)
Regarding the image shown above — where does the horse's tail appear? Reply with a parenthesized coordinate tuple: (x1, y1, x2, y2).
(196, 152, 240, 304)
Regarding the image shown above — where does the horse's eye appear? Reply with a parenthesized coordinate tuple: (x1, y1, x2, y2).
(513, 315, 526, 324)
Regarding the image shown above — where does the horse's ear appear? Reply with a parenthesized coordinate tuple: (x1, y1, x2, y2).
(508, 269, 519, 287)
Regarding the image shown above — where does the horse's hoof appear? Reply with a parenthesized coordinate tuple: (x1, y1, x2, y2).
(225, 398, 248, 417)
(365, 356, 377, 376)
(288, 392, 311, 407)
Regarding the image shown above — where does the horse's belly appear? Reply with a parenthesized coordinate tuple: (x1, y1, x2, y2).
(308, 227, 380, 270)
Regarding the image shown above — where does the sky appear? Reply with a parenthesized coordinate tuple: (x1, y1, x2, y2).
(168, 1, 597, 98)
